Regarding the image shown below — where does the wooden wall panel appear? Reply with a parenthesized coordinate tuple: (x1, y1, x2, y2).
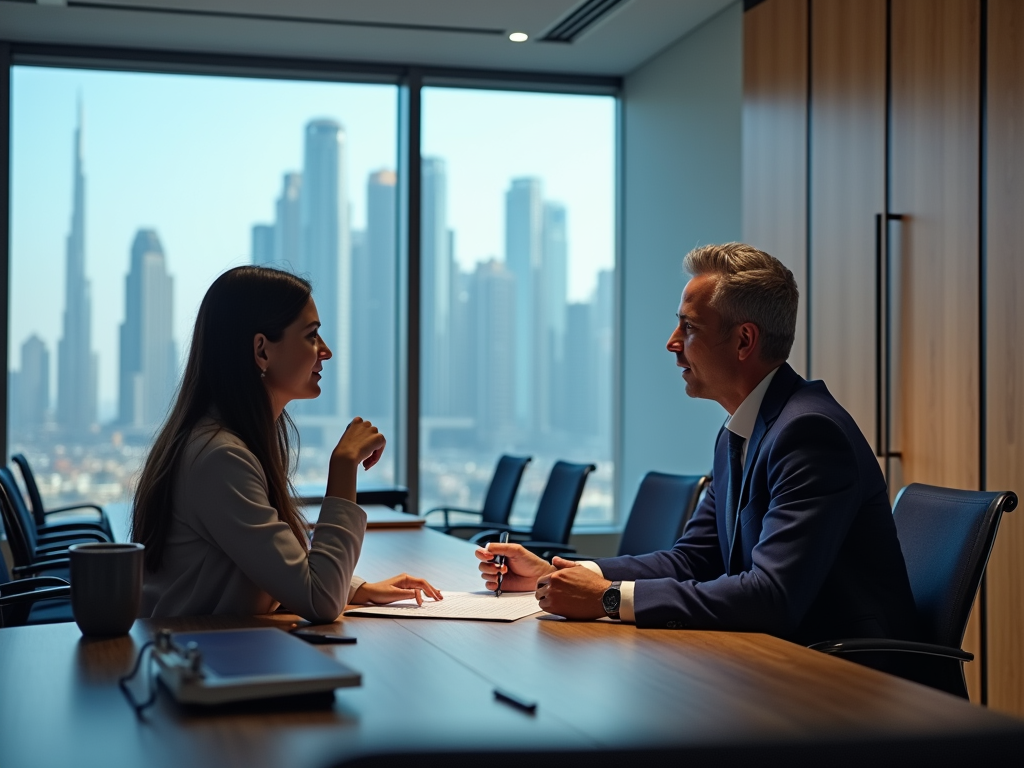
(890, 0, 982, 700)
(742, 0, 807, 375)
(985, 0, 1024, 718)
(809, 0, 886, 444)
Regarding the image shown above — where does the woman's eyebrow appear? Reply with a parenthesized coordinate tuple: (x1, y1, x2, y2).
(303, 321, 321, 332)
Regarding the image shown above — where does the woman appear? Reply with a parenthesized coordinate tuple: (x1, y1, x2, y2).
(132, 266, 440, 622)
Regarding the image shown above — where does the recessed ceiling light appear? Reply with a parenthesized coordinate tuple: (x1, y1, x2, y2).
(508, 32, 529, 43)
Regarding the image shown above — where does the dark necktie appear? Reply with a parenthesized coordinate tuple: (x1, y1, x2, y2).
(724, 429, 745, 572)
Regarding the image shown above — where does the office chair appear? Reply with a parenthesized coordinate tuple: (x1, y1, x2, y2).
(12, 453, 114, 538)
(558, 473, 709, 561)
(809, 483, 1018, 698)
(468, 461, 596, 556)
(0, 480, 78, 581)
(0, 467, 112, 548)
(424, 455, 532, 536)
(0, 549, 71, 629)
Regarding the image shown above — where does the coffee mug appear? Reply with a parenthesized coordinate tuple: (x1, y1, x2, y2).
(69, 542, 145, 636)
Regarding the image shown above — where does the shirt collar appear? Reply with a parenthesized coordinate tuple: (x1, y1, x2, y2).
(725, 367, 780, 441)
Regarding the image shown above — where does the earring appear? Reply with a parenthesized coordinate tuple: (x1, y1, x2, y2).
(260, 369, 267, 379)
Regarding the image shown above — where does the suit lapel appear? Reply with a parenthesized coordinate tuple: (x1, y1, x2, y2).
(729, 364, 802, 572)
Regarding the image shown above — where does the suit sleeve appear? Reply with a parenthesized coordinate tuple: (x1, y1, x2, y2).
(596, 469, 725, 584)
(185, 441, 365, 623)
(606, 414, 862, 634)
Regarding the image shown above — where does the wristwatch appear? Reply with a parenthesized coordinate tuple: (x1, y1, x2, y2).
(602, 580, 622, 621)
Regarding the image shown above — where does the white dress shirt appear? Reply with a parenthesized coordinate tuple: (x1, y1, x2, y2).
(580, 367, 780, 623)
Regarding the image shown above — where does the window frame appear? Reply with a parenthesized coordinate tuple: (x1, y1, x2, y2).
(0, 42, 624, 527)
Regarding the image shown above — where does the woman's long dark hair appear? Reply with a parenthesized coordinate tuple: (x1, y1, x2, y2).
(131, 266, 313, 571)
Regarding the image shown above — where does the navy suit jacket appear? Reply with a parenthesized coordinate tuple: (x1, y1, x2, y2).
(598, 363, 920, 645)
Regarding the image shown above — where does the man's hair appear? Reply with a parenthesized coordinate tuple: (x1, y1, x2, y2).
(683, 242, 799, 363)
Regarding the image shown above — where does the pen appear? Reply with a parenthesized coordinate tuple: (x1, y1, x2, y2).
(494, 530, 510, 597)
(494, 688, 537, 714)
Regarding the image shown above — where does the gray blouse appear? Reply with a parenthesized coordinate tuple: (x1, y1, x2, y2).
(140, 418, 367, 622)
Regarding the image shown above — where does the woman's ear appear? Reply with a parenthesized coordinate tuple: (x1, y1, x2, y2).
(253, 333, 270, 373)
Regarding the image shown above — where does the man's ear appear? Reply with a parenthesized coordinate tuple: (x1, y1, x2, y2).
(736, 322, 761, 362)
(253, 333, 270, 372)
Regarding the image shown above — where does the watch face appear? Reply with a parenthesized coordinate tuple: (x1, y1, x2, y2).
(603, 588, 621, 614)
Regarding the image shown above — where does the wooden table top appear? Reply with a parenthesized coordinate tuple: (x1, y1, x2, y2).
(1, 526, 1022, 768)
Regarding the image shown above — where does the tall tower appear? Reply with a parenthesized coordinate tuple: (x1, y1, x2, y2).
(56, 101, 98, 438)
(474, 259, 517, 448)
(251, 224, 275, 265)
(119, 230, 176, 430)
(12, 335, 50, 432)
(542, 202, 568, 432)
(352, 169, 397, 418)
(297, 120, 349, 419)
(275, 171, 302, 269)
(421, 157, 451, 417)
(505, 177, 544, 433)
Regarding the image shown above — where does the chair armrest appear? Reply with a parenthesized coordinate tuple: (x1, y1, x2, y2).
(467, 528, 531, 546)
(1, 575, 70, 596)
(808, 638, 974, 663)
(37, 527, 112, 544)
(518, 541, 577, 559)
(36, 530, 109, 547)
(0, 585, 71, 607)
(423, 508, 483, 529)
(39, 520, 111, 535)
(45, 503, 105, 517)
(356, 488, 410, 512)
(13, 558, 71, 577)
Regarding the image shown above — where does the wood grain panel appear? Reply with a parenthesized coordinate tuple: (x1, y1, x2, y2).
(985, 0, 1024, 718)
(809, 0, 886, 443)
(743, 0, 808, 375)
(890, 0, 981, 700)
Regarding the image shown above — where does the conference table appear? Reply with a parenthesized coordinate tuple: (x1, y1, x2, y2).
(1, 522, 1022, 768)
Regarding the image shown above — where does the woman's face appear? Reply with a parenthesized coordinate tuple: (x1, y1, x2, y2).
(257, 297, 332, 412)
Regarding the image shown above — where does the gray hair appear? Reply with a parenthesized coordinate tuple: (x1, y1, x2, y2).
(682, 242, 798, 363)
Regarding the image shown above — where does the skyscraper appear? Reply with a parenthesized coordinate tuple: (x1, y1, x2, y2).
(56, 102, 98, 438)
(541, 201, 568, 434)
(505, 177, 544, 433)
(119, 229, 176, 430)
(251, 224, 275, 265)
(11, 334, 50, 432)
(474, 259, 517, 448)
(352, 169, 397, 418)
(421, 157, 451, 417)
(296, 119, 349, 420)
(275, 171, 302, 269)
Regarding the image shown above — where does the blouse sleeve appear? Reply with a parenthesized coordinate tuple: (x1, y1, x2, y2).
(183, 439, 366, 622)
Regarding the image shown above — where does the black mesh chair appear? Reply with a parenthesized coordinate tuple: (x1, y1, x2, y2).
(0, 467, 111, 552)
(468, 461, 596, 556)
(12, 453, 114, 538)
(810, 483, 1018, 698)
(0, 482, 73, 581)
(560, 472, 709, 561)
(0, 547, 72, 629)
(424, 455, 532, 536)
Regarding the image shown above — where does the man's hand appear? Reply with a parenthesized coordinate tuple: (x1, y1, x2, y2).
(475, 542, 555, 592)
(536, 557, 611, 620)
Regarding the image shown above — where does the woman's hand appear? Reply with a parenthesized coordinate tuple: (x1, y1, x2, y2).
(326, 417, 386, 501)
(351, 574, 443, 606)
(475, 542, 556, 592)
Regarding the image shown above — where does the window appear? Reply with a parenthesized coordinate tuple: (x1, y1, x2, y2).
(8, 66, 399, 507)
(419, 88, 617, 526)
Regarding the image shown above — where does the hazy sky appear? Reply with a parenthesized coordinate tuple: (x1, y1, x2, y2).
(9, 66, 615, 415)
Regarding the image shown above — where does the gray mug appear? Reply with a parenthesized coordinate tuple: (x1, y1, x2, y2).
(69, 542, 145, 636)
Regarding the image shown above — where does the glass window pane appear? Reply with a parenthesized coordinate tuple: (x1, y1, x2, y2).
(8, 66, 399, 511)
(420, 88, 617, 527)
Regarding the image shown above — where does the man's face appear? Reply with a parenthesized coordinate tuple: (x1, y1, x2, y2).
(666, 274, 738, 404)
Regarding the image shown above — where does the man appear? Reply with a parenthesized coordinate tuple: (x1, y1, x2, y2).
(476, 243, 920, 645)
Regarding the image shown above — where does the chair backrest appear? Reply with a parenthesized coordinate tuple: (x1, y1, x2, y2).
(529, 461, 597, 544)
(893, 483, 1017, 648)
(12, 454, 47, 527)
(480, 455, 532, 525)
(0, 478, 35, 567)
(617, 473, 709, 557)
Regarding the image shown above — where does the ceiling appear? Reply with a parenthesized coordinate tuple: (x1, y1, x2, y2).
(0, 0, 737, 78)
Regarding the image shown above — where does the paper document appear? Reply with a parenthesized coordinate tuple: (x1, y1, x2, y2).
(344, 591, 543, 622)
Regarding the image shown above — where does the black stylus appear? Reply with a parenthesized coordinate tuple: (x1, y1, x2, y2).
(494, 688, 537, 714)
